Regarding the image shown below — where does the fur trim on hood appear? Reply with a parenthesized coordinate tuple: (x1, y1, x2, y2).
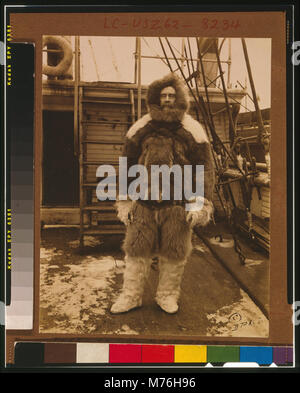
(147, 73, 190, 122)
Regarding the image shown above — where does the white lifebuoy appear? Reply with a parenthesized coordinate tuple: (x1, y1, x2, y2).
(42, 35, 73, 76)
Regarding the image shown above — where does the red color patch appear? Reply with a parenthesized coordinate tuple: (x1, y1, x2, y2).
(142, 345, 174, 363)
(109, 344, 142, 363)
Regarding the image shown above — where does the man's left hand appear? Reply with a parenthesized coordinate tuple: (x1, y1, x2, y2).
(186, 209, 210, 228)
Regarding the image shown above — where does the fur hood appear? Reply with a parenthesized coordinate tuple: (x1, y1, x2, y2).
(146, 73, 190, 122)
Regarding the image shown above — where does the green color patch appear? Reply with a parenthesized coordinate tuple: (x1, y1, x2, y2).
(207, 346, 240, 363)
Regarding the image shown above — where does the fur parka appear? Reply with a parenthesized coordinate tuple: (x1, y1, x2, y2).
(123, 73, 215, 204)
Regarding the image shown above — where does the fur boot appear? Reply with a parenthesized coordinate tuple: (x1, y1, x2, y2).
(155, 257, 187, 314)
(110, 256, 151, 314)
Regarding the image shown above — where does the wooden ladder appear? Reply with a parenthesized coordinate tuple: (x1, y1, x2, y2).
(78, 86, 137, 248)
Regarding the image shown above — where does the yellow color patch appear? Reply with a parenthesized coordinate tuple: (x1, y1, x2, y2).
(174, 345, 207, 363)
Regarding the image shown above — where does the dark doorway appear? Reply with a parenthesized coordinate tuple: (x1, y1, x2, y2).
(42, 111, 79, 206)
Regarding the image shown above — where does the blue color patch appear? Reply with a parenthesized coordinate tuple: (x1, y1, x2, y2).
(240, 346, 273, 365)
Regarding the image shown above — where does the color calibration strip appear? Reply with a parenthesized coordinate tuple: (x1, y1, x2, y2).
(5, 43, 35, 329)
(12, 343, 293, 367)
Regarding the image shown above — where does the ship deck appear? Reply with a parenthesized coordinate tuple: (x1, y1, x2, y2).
(39, 223, 269, 340)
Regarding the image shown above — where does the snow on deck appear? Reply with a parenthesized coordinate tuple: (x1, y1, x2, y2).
(39, 228, 268, 338)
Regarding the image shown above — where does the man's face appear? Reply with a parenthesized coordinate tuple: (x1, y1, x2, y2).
(160, 86, 176, 109)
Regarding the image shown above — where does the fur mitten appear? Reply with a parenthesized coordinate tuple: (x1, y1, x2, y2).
(186, 197, 214, 228)
(115, 200, 134, 226)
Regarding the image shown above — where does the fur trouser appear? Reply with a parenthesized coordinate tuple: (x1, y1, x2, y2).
(122, 202, 193, 261)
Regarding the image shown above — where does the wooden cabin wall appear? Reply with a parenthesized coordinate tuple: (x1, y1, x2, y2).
(81, 96, 148, 220)
(43, 84, 270, 230)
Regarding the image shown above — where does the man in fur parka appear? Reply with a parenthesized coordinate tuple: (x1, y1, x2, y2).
(111, 73, 215, 314)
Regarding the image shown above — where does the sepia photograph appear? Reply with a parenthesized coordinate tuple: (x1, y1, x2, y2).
(39, 35, 271, 338)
